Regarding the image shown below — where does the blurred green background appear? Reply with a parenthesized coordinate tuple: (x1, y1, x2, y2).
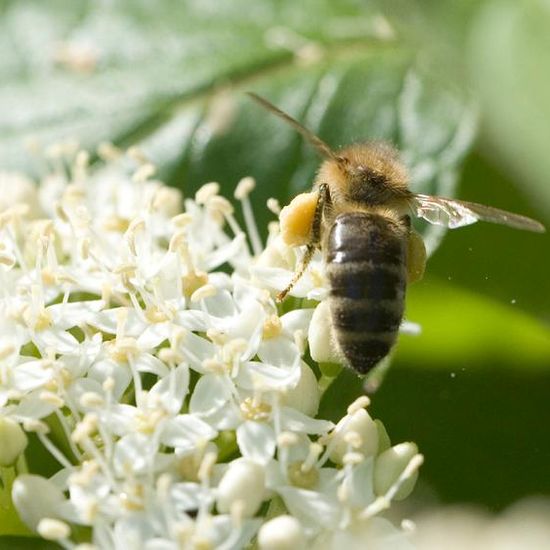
(1, 0, 549, 518)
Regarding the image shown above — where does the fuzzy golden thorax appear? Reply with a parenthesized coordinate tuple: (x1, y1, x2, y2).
(314, 142, 412, 210)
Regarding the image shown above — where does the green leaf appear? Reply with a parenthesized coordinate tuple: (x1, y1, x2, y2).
(469, 0, 550, 219)
(427, 151, 550, 320)
(1, 0, 475, 250)
(0, 537, 60, 550)
(371, 362, 550, 510)
(397, 277, 550, 369)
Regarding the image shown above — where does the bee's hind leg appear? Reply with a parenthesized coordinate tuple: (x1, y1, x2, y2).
(277, 183, 331, 302)
(407, 228, 427, 283)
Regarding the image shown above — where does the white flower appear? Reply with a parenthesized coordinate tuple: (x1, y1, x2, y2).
(0, 145, 420, 550)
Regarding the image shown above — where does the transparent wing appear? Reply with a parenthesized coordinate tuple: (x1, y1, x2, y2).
(411, 194, 545, 233)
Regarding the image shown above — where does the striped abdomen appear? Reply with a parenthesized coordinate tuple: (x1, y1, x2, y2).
(326, 212, 408, 374)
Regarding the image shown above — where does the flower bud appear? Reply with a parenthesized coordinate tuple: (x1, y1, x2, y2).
(258, 515, 306, 550)
(216, 459, 265, 517)
(282, 362, 320, 417)
(374, 442, 419, 500)
(37, 518, 71, 540)
(328, 408, 378, 465)
(12, 475, 65, 530)
(375, 419, 391, 454)
(308, 301, 338, 364)
(0, 417, 28, 466)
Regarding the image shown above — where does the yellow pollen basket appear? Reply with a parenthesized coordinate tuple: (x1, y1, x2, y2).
(279, 191, 318, 246)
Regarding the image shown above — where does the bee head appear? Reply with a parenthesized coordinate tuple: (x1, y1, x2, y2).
(330, 143, 411, 205)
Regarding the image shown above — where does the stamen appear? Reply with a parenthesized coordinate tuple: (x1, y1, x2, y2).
(234, 177, 262, 256)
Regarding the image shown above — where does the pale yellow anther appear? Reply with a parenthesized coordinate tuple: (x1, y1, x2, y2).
(337, 482, 350, 503)
(262, 314, 282, 339)
(125, 218, 146, 251)
(158, 348, 183, 365)
(171, 213, 193, 228)
(177, 444, 208, 482)
(55, 203, 69, 223)
(101, 282, 112, 304)
(40, 391, 65, 408)
(347, 395, 371, 415)
(136, 408, 167, 434)
(37, 518, 71, 541)
(78, 237, 90, 260)
(169, 230, 187, 253)
(207, 195, 234, 215)
(59, 368, 73, 388)
(97, 142, 122, 161)
(22, 305, 52, 331)
(38, 220, 55, 239)
(102, 215, 130, 233)
(41, 268, 57, 286)
(267, 221, 280, 238)
(191, 283, 217, 303)
(344, 430, 363, 449)
(182, 271, 208, 298)
(113, 263, 137, 275)
(71, 414, 98, 443)
(202, 358, 227, 374)
(287, 460, 319, 489)
(44, 377, 60, 392)
(267, 197, 281, 215)
(0, 252, 15, 268)
(197, 450, 218, 483)
(132, 163, 156, 183)
(23, 419, 49, 434)
(151, 187, 182, 217)
(56, 272, 77, 285)
(191, 537, 213, 550)
(309, 268, 325, 288)
(206, 328, 227, 346)
(144, 304, 173, 324)
(74, 150, 90, 170)
(234, 176, 255, 200)
(79, 392, 105, 409)
(171, 327, 186, 350)
(102, 377, 115, 393)
(0, 343, 15, 360)
(69, 460, 100, 486)
(240, 397, 272, 421)
(62, 183, 86, 205)
(343, 451, 366, 465)
(120, 272, 136, 292)
(127, 146, 148, 164)
(120, 483, 145, 511)
(108, 337, 138, 363)
(222, 338, 248, 362)
(195, 182, 220, 204)
(277, 431, 300, 448)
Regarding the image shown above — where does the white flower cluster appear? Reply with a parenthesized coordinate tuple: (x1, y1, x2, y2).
(0, 144, 421, 549)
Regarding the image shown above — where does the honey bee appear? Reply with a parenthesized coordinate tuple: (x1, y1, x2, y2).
(248, 92, 546, 375)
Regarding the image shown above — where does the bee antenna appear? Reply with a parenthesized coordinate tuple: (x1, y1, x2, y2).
(246, 92, 337, 161)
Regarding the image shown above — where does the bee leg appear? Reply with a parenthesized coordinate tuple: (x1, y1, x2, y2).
(407, 228, 427, 283)
(276, 183, 331, 301)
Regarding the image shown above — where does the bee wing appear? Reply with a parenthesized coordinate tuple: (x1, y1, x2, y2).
(411, 194, 546, 233)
